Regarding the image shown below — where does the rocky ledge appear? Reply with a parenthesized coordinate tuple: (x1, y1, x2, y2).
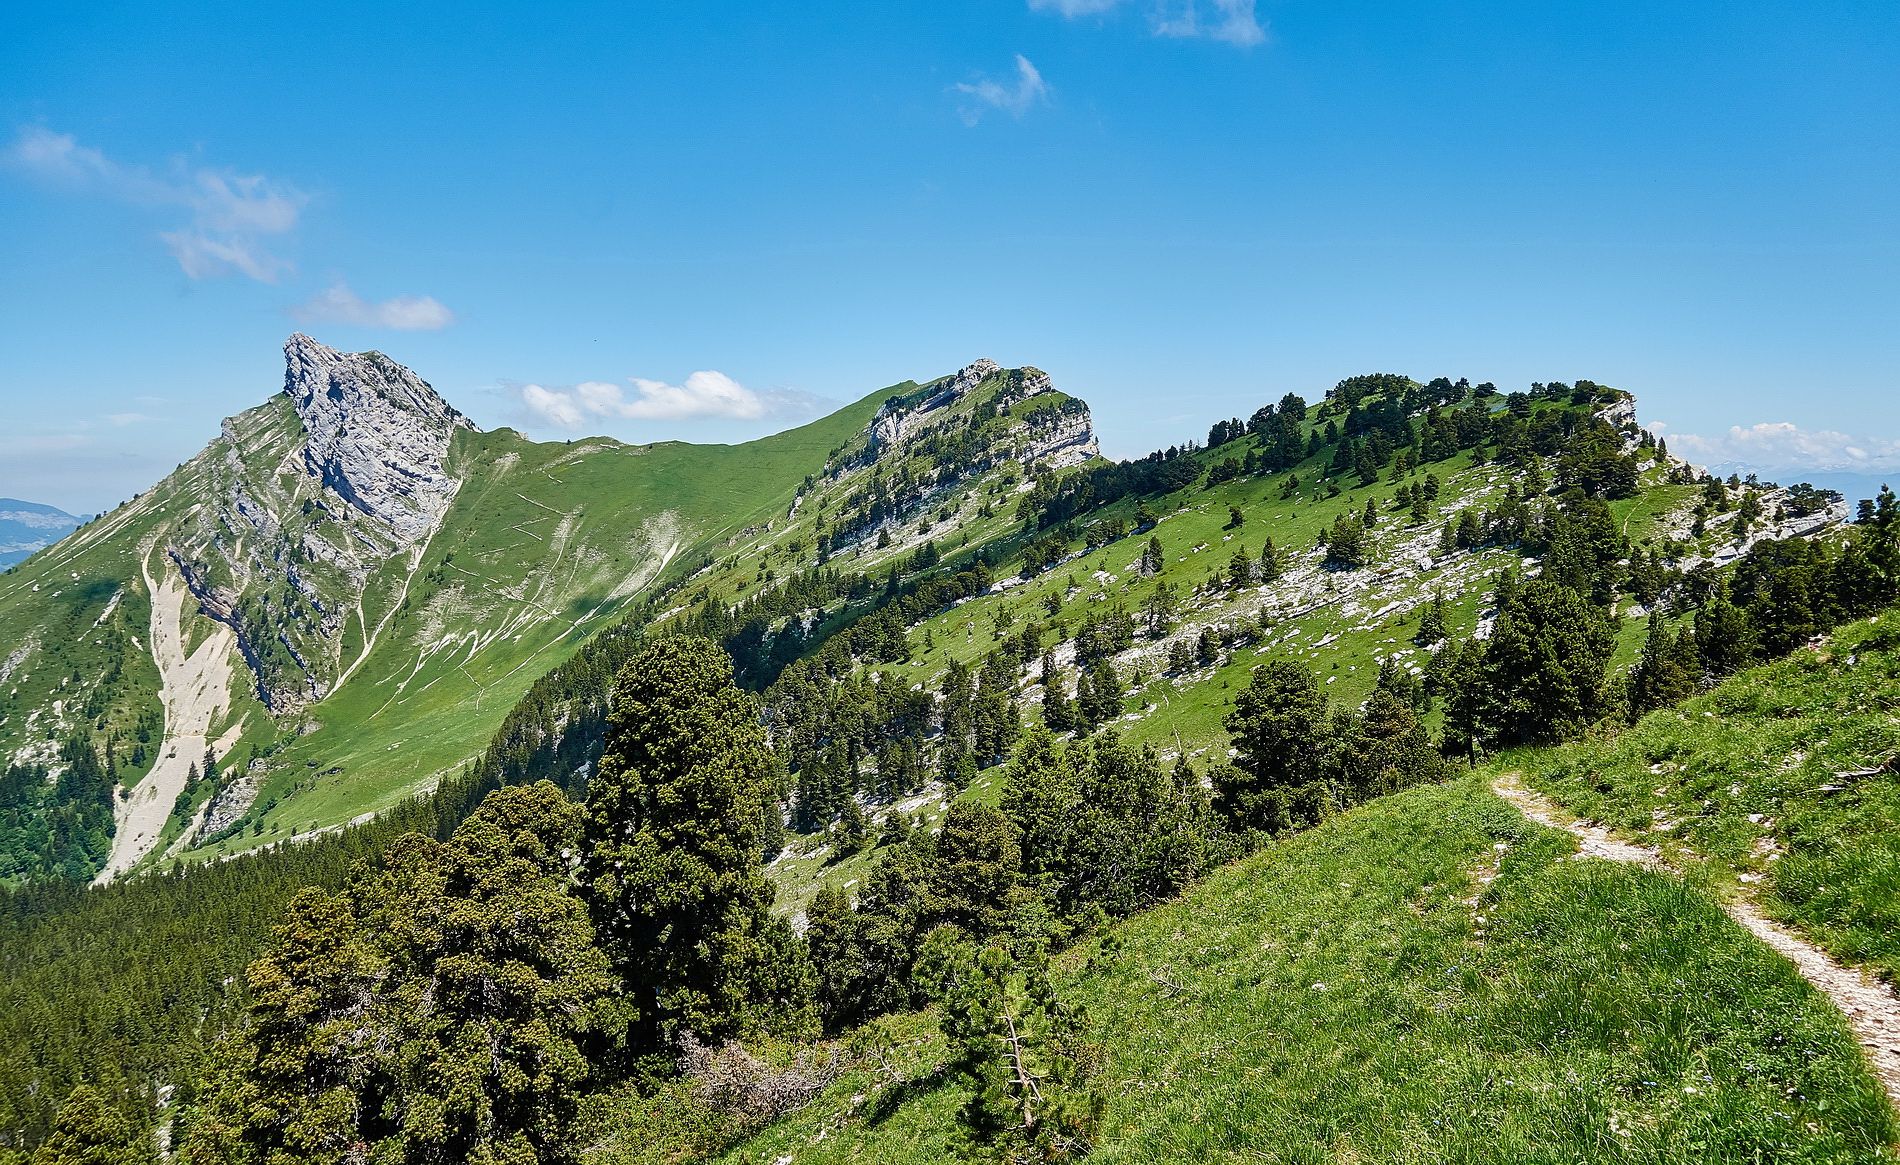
(283, 334, 479, 545)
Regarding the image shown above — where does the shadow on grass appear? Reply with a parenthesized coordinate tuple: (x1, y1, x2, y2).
(863, 1066, 955, 1127)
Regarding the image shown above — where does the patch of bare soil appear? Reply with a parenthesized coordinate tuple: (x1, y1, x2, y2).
(96, 560, 236, 882)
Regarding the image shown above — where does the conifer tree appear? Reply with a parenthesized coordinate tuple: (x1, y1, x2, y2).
(1216, 659, 1327, 830)
(1000, 725, 1077, 893)
(805, 884, 866, 1030)
(1139, 535, 1164, 575)
(935, 942, 1100, 1159)
(927, 803, 1023, 942)
(1481, 579, 1615, 743)
(1434, 638, 1488, 764)
(1228, 547, 1253, 590)
(32, 1085, 152, 1165)
(581, 636, 815, 1055)
(1331, 688, 1446, 800)
(1627, 616, 1699, 716)
(187, 782, 618, 1165)
(1257, 536, 1281, 582)
(1694, 584, 1758, 680)
(1414, 592, 1448, 646)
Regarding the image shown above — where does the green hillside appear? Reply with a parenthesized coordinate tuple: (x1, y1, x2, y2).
(4, 358, 1896, 1164)
(671, 778, 1891, 1164)
(178, 400, 887, 861)
(0, 338, 893, 881)
(1525, 609, 1900, 985)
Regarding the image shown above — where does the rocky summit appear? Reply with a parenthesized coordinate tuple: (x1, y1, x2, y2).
(283, 333, 480, 546)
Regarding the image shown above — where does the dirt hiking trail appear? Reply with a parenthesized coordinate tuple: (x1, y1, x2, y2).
(1492, 773, 1900, 1111)
(96, 560, 236, 883)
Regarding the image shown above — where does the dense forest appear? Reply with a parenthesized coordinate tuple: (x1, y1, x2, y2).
(2, 372, 1895, 1162)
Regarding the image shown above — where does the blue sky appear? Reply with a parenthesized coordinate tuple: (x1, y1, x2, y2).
(2, 0, 1896, 514)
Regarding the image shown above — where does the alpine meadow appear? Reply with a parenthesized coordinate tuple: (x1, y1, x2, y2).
(2, 336, 1899, 1163)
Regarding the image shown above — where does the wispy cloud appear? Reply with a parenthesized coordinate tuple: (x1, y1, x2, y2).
(508, 372, 826, 431)
(5, 126, 305, 282)
(104, 413, 157, 426)
(289, 282, 455, 330)
(1654, 421, 1900, 474)
(0, 434, 87, 456)
(1153, 0, 1266, 46)
(953, 55, 1050, 125)
(1030, 0, 1266, 47)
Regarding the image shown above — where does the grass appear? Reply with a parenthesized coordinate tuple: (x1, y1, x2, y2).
(0, 367, 1708, 877)
(675, 777, 1897, 1163)
(179, 388, 894, 858)
(1524, 611, 1900, 987)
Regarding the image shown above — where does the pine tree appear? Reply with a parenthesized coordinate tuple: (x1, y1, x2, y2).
(1000, 725, 1077, 895)
(1414, 592, 1448, 646)
(32, 1085, 152, 1165)
(1481, 579, 1615, 744)
(1081, 661, 1124, 727)
(1216, 659, 1328, 830)
(1694, 584, 1758, 679)
(1228, 547, 1253, 590)
(1257, 536, 1281, 582)
(1331, 688, 1446, 801)
(928, 804, 1023, 942)
(1626, 616, 1699, 716)
(934, 943, 1100, 1160)
(1038, 656, 1078, 736)
(805, 884, 866, 1030)
(1434, 638, 1487, 764)
(1139, 580, 1176, 638)
(188, 783, 619, 1165)
(581, 636, 815, 1054)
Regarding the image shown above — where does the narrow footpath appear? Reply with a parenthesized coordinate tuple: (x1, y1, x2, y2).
(1492, 772, 1900, 1111)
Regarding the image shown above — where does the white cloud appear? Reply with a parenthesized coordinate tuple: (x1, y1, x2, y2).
(289, 282, 456, 330)
(954, 55, 1050, 125)
(509, 371, 825, 432)
(1030, 0, 1266, 46)
(520, 383, 587, 429)
(1654, 421, 1900, 474)
(104, 413, 157, 426)
(1153, 0, 1266, 46)
(1028, 0, 1124, 13)
(4, 125, 304, 282)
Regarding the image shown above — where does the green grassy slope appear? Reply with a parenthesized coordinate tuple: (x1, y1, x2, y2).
(653, 779, 1893, 1164)
(737, 399, 1724, 907)
(182, 390, 892, 859)
(1524, 611, 1900, 987)
(0, 365, 892, 876)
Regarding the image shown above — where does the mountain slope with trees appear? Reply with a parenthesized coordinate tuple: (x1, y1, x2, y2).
(2, 362, 1894, 1162)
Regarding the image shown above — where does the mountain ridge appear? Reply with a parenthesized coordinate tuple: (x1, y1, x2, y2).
(0, 342, 1059, 881)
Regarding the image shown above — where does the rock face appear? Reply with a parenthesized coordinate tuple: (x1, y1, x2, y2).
(284, 334, 478, 544)
(164, 336, 480, 712)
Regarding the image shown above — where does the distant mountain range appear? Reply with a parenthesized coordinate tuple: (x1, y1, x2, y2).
(0, 499, 81, 569)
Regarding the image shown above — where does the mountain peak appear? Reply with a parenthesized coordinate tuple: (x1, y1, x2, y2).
(280, 335, 478, 545)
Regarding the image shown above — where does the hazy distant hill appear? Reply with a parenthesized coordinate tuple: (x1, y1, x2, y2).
(0, 499, 80, 569)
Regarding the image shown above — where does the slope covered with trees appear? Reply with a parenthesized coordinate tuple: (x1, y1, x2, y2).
(3, 365, 1895, 1162)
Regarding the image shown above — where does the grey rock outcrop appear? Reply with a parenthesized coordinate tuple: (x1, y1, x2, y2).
(160, 337, 480, 713)
(871, 358, 1008, 451)
(283, 334, 479, 545)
